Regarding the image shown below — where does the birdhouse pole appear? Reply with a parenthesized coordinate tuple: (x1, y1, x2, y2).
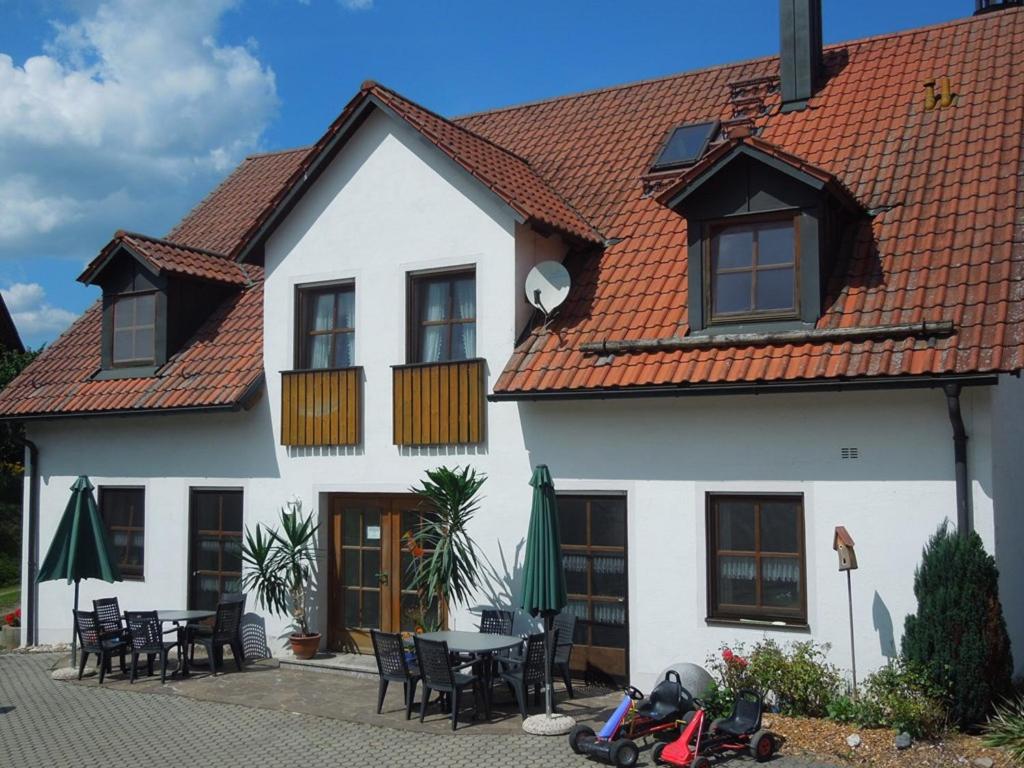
(846, 568, 857, 698)
(833, 526, 859, 698)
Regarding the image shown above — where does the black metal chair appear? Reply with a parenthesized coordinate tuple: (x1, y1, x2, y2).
(73, 610, 128, 684)
(498, 630, 555, 720)
(479, 609, 513, 635)
(124, 611, 178, 684)
(185, 600, 244, 676)
(413, 635, 480, 731)
(371, 629, 422, 720)
(552, 612, 577, 698)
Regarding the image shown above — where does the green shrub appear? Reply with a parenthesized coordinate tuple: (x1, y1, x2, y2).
(0, 554, 17, 587)
(984, 696, 1024, 765)
(826, 694, 861, 724)
(903, 524, 1013, 728)
(859, 659, 948, 739)
(700, 679, 734, 720)
(708, 639, 841, 718)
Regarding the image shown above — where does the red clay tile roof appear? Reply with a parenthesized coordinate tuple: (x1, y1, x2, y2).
(453, 10, 1024, 395)
(366, 83, 603, 244)
(168, 147, 312, 257)
(0, 272, 264, 418)
(4, 9, 1023, 418)
(79, 231, 253, 287)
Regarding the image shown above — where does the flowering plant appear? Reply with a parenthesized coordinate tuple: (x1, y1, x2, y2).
(3, 608, 20, 628)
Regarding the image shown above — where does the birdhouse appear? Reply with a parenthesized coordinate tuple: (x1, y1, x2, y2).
(833, 526, 858, 571)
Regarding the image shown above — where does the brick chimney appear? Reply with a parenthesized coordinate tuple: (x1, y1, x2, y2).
(779, 0, 824, 112)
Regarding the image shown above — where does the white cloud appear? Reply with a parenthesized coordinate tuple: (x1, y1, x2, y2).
(340, 0, 374, 9)
(0, 0, 279, 258)
(1, 282, 79, 344)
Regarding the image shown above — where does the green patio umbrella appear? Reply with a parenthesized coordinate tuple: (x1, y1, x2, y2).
(38, 476, 122, 663)
(520, 464, 568, 718)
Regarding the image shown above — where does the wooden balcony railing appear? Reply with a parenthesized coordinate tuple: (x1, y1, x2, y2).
(280, 367, 361, 447)
(392, 359, 486, 446)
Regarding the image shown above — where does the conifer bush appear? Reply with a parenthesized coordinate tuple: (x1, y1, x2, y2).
(902, 523, 1013, 728)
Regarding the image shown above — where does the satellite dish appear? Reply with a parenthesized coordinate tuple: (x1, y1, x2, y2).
(525, 260, 571, 317)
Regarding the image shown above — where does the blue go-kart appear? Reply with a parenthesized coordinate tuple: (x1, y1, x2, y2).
(568, 671, 694, 768)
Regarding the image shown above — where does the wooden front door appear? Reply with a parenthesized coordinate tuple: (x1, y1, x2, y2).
(328, 494, 441, 653)
(558, 495, 629, 684)
(188, 489, 244, 611)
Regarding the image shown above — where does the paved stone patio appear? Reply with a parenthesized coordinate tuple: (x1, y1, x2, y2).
(0, 653, 840, 767)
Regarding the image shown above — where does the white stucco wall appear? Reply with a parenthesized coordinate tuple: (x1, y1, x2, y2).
(19, 104, 1022, 687)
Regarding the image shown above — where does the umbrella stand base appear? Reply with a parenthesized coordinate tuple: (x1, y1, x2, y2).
(522, 713, 576, 736)
(52, 666, 95, 681)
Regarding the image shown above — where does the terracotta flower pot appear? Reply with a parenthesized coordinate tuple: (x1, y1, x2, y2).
(290, 633, 321, 660)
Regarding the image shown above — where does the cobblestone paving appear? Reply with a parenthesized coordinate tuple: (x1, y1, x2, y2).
(0, 654, 840, 768)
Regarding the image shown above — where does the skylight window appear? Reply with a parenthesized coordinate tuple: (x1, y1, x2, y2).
(652, 120, 719, 170)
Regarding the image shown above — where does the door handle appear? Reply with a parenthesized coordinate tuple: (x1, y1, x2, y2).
(376, 572, 389, 585)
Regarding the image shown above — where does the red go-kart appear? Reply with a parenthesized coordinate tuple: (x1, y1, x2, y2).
(569, 671, 693, 768)
(652, 689, 779, 767)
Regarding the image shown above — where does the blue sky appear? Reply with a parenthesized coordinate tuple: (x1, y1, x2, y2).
(0, 0, 970, 347)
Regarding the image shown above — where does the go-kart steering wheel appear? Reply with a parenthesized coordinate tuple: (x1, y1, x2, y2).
(625, 685, 645, 701)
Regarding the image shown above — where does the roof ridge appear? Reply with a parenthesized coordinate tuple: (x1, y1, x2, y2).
(452, 9, 1015, 121)
(119, 230, 230, 260)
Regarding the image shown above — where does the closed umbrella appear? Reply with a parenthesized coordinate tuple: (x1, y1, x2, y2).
(520, 465, 568, 722)
(37, 476, 122, 663)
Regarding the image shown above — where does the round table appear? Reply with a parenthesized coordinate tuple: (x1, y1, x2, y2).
(157, 610, 215, 676)
(418, 631, 523, 719)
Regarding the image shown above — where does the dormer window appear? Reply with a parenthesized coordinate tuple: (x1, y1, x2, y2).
(708, 216, 798, 322)
(656, 137, 863, 333)
(111, 291, 157, 366)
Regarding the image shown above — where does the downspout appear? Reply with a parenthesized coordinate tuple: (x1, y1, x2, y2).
(943, 383, 972, 536)
(19, 436, 39, 646)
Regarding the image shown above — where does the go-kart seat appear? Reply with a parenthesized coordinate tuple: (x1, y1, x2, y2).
(634, 672, 690, 723)
(713, 689, 763, 736)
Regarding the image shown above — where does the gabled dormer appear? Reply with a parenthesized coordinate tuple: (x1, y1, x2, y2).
(79, 231, 252, 378)
(657, 136, 863, 334)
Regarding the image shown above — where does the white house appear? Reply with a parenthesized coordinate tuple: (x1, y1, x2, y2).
(4, 1, 1024, 691)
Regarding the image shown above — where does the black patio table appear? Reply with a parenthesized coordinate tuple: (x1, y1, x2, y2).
(418, 630, 523, 720)
(157, 610, 215, 676)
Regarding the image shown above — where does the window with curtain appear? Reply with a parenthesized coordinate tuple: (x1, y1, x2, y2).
(111, 292, 156, 365)
(708, 216, 798, 322)
(707, 494, 806, 623)
(410, 270, 475, 363)
(298, 283, 355, 369)
(98, 487, 145, 581)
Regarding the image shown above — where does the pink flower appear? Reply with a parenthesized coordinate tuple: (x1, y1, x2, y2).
(722, 648, 734, 662)
(736, 657, 749, 668)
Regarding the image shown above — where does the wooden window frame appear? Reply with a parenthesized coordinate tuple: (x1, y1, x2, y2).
(110, 290, 157, 367)
(704, 213, 801, 325)
(98, 486, 145, 581)
(706, 492, 807, 625)
(294, 281, 356, 371)
(406, 268, 476, 364)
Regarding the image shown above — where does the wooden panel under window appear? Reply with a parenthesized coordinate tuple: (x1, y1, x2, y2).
(280, 367, 361, 446)
(392, 359, 485, 445)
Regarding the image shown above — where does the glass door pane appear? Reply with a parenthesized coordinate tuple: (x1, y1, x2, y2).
(189, 489, 244, 611)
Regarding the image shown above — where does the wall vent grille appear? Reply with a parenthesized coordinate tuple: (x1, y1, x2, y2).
(840, 447, 860, 459)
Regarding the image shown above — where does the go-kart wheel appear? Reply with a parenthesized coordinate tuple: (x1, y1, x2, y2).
(568, 724, 595, 754)
(709, 717, 724, 733)
(651, 742, 666, 765)
(692, 758, 711, 768)
(609, 739, 639, 768)
(750, 730, 776, 762)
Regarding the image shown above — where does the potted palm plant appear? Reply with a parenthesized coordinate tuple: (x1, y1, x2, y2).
(407, 466, 486, 624)
(242, 500, 321, 660)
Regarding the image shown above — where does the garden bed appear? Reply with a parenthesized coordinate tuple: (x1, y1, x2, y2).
(764, 713, 1006, 768)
